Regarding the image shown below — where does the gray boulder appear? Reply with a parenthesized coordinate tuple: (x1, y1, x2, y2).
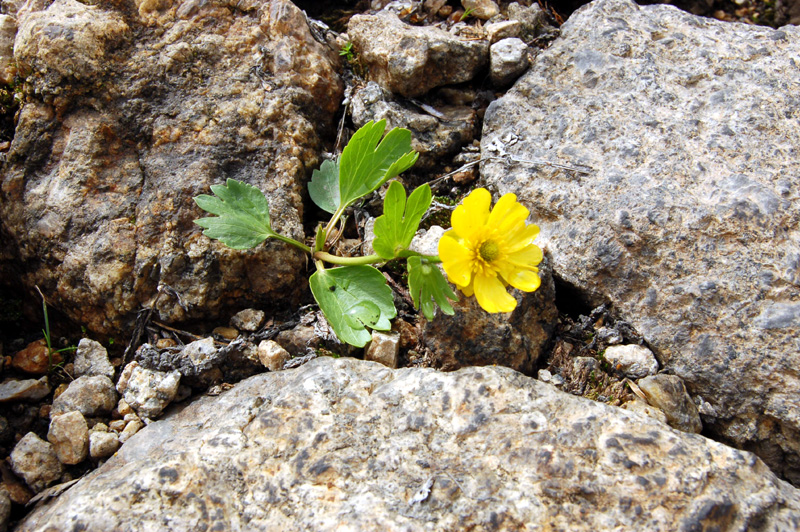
(480, 0, 800, 483)
(0, 0, 342, 336)
(16, 357, 800, 530)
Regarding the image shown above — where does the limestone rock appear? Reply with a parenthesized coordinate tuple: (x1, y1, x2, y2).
(9, 433, 62, 493)
(89, 430, 120, 460)
(365, 331, 400, 369)
(638, 374, 702, 434)
(604, 344, 659, 379)
(0, 377, 50, 403)
(489, 38, 529, 88)
(423, 258, 557, 373)
(256, 340, 289, 372)
(51, 375, 117, 418)
(73, 338, 114, 379)
(461, 0, 499, 20)
(347, 12, 489, 97)
(351, 81, 478, 169)
(481, 0, 800, 483)
(622, 397, 669, 425)
(116, 362, 180, 419)
(47, 411, 88, 465)
(0, 0, 342, 336)
(15, 357, 800, 530)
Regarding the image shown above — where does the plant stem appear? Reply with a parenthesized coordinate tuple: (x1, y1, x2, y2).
(272, 234, 311, 253)
(314, 251, 384, 266)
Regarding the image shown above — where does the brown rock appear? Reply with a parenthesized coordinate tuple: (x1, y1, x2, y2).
(11, 339, 61, 375)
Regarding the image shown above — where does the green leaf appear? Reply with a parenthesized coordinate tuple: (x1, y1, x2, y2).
(338, 120, 418, 209)
(373, 182, 432, 260)
(308, 158, 340, 214)
(309, 265, 397, 347)
(194, 178, 277, 249)
(407, 256, 458, 320)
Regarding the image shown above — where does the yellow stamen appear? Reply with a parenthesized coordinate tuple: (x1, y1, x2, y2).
(478, 240, 499, 262)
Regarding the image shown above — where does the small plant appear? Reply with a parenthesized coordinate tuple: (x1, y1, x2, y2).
(194, 120, 543, 347)
(35, 287, 77, 371)
(339, 41, 355, 62)
(460, 7, 475, 21)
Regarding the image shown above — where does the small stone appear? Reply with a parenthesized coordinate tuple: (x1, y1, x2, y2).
(490, 38, 530, 88)
(9, 433, 63, 493)
(230, 309, 265, 332)
(212, 326, 239, 340)
(47, 411, 89, 465)
(0, 377, 50, 403)
(182, 338, 217, 368)
(108, 420, 127, 433)
(73, 339, 115, 379)
(550, 374, 565, 386)
(51, 376, 118, 418)
(257, 340, 290, 372)
(11, 339, 61, 375)
(39, 404, 51, 418)
(155, 338, 177, 349)
(622, 398, 669, 425)
(117, 362, 180, 419)
(595, 327, 623, 345)
(485, 20, 522, 44)
(365, 332, 400, 369)
(603, 344, 659, 378)
(52, 383, 68, 399)
(538, 369, 552, 382)
(117, 399, 133, 417)
(89, 431, 120, 460)
(91, 423, 109, 433)
(409, 226, 446, 258)
(123, 413, 140, 423)
(461, 0, 499, 20)
(637, 374, 702, 434)
(118, 419, 145, 443)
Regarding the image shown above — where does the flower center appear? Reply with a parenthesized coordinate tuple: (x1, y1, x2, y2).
(478, 240, 500, 263)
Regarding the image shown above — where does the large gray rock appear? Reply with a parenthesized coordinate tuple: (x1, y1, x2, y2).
(347, 11, 488, 97)
(480, 0, 800, 483)
(0, 0, 342, 335)
(16, 357, 800, 530)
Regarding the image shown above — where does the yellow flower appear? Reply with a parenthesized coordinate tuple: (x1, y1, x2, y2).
(438, 188, 543, 313)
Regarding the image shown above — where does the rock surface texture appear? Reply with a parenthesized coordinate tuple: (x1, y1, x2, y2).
(0, 0, 343, 335)
(16, 357, 800, 531)
(481, 0, 800, 484)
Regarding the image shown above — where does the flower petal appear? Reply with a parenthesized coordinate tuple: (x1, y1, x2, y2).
(451, 188, 491, 242)
(504, 243, 543, 268)
(474, 273, 517, 313)
(504, 224, 540, 253)
(501, 268, 541, 292)
(488, 193, 529, 233)
(438, 233, 474, 287)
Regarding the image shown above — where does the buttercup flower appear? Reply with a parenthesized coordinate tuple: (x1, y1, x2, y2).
(438, 188, 542, 313)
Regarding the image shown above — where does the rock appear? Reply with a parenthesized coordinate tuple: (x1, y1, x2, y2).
(47, 411, 88, 465)
(230, 309, 265, 332)
(116, 362, 180, 419)
(9, 432, 63, 493)
(11, 338, 60, 375)
(212, 326, 239, 341)
(0, 486, 9, 532)
(73, 338, 114, 379)
(107, 420, 126, 434)
(409, 226, 446, 257)
(489, 38, 529, 88)
(118, 419, 145, 444)
(51, 375, 117, 418)
(461, 0, 499, 20)
(256, 340, 289, 372)
(89, 430, 119, 460)
(0, 14, 16, 85)
(0, 0, 342, 337)
(638, 374, 702, 434)
(347, 11, 489, 97)
(622, 397, 669, 425)
(365, 332, 400, 369)
(181, 338, 217, 369)
(484, 20, 522, 44)
(0, 377, 50, 403)
(423, 258, 557, 373)
(15, 357, 800, 530)
(350, 82, 478, 169)
(481, 0, 800, 483)
(506, 2, 552, 40)
(604, 344, 659, 379)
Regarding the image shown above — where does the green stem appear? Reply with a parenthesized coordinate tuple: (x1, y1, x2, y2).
(273, 234, 311, 253)
(314, 251, 384, 266)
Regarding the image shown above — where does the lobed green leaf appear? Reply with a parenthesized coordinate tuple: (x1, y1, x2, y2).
(373, 182, 432, 260)
(194, 178, 277, 250)
(407, 256, 458, 320)
(309, 265, 397, 347)
(308, 158, 340, 214)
